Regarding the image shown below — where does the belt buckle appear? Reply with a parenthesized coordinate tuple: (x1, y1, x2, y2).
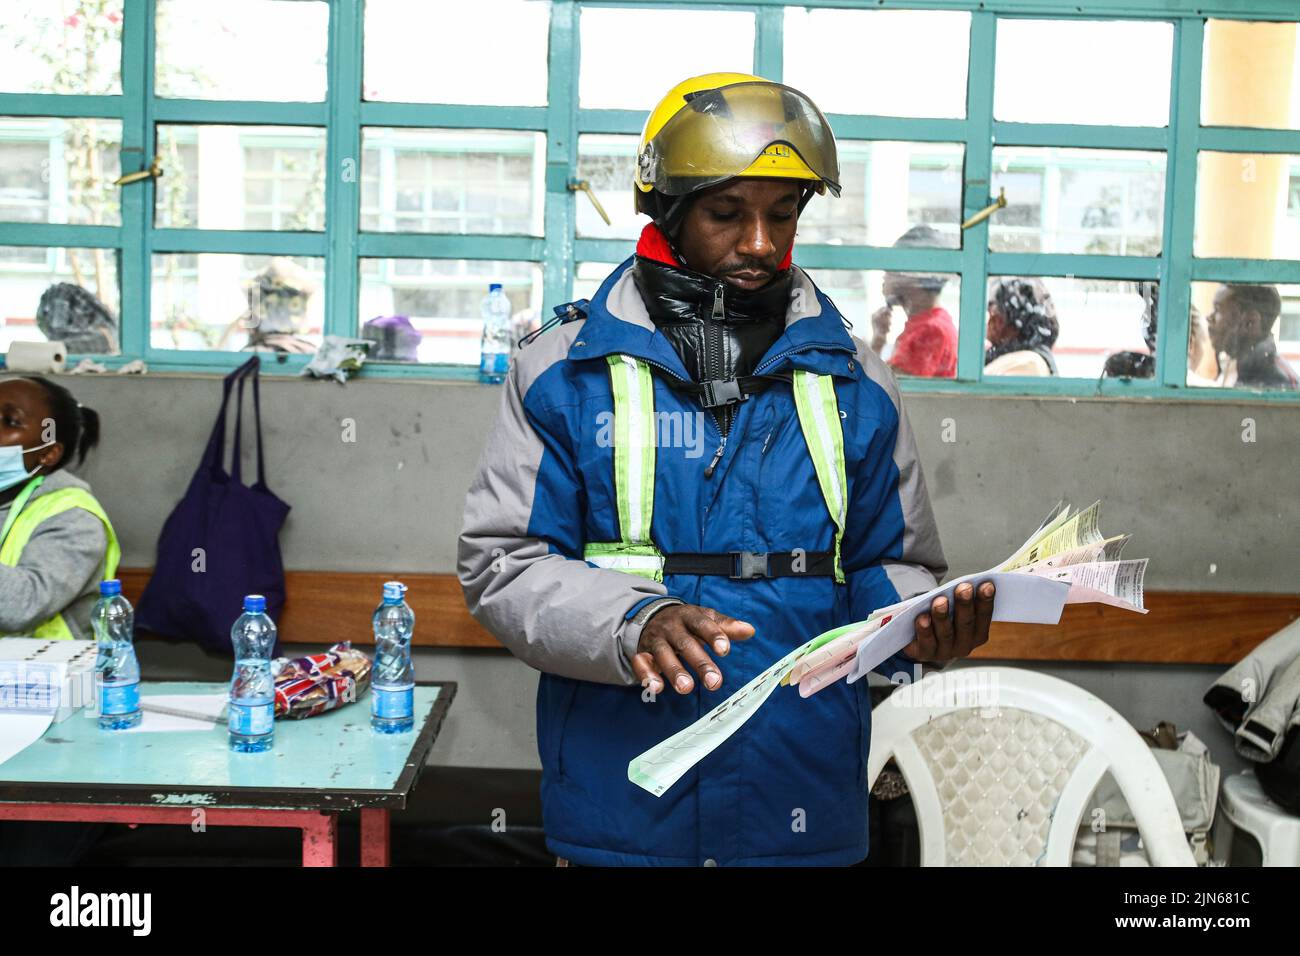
(731, 551, 770, 579)
(702, 379, 746, 408)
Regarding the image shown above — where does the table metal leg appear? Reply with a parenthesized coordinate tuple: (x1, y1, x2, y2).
(300, 811, 339, 867)
(360, 808, 391, 867)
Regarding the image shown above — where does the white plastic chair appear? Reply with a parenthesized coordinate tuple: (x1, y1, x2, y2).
(867, 666, 1196, 867)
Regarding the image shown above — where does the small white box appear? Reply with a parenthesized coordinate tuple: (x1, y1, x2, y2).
(0, 639, 98, 723)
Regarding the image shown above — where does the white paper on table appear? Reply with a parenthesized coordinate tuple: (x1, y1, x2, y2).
(0, 712, 53, 767)
(128, 694, 227, 732)
(845, 571, 1072, 684)
(125, 711, 220, 733)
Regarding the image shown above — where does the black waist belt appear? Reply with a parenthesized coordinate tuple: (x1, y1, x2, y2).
(661, 550, 837, 580)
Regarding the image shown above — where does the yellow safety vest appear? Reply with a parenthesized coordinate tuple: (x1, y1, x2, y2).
(583, 355, 847, 584)
(0, 477, 121, 640)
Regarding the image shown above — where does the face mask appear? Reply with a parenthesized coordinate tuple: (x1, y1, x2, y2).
(0, 440, 53, 494)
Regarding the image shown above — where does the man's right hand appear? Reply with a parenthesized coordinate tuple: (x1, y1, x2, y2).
(870, 305, 893, 353)
(632, 605, 754, 695)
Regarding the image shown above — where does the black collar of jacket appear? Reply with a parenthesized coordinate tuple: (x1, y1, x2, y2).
(631, 255, 794, 328)
(630, 255, 795, 435)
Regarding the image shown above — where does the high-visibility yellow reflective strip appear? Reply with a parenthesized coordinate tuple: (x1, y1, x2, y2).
(793, 370, 847, 583)
(584, 542, 664, 582)
(608, 354, 656, 546)
(593, 356, 663, 581)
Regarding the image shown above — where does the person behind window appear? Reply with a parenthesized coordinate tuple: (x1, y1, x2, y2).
(216, 257, 319, 355)
(1207, 283, 1298, 391)
(984, 277, 1059, 376)
(1102, 281, 1218, 384)
(868, 225, 957, 379)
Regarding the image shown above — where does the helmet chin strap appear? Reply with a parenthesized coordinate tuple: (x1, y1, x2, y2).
(795, 182, 818, 215)
(655, 195, 694, 266)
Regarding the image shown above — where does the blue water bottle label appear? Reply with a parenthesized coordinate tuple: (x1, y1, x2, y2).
(229, 701, 274, 736)
(101, 681, 139, 716)
(373, 687, 414, 720)
(479, 351, 509, 377)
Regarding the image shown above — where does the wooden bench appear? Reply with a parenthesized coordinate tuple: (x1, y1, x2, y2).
(116, 568, 1299, 664)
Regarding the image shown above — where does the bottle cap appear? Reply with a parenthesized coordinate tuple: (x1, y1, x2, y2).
(99, 579, 122, 597)
(489, 283, 502, 292)
(382, 581, 407, 602)
(243, 594, 267, 613)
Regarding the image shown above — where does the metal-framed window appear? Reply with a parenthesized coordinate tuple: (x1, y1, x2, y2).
(1, 0, 1298, 401)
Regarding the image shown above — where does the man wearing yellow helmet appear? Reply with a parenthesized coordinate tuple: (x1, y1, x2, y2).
(460, 73, 994, 866)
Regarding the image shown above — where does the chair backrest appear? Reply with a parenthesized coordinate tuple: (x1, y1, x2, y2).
(867, 667, 1196, 867)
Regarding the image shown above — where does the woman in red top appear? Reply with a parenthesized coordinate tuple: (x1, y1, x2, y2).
(868, 226, 958, 378)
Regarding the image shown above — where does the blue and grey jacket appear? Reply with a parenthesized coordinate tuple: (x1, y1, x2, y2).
(458, 257, 947, 866)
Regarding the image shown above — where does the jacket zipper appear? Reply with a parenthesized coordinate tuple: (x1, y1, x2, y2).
(703, 436, 726, 479)
(707, 282, 731, 436)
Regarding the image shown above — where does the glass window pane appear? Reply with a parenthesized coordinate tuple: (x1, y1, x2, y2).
(155, 0, 328, 101)
(1, 118, 122, 226)
(361, 129, 544, 236)
(151, 253, 324, 353)
(358, 259, 542, 365)
(575, 262, 619, 302)
(1, 246, 120, 354)
(365, 0, 550, 105)
(155, 125, 326, 231)
(813, 269, 961, 380)
(1195, 152, 1300, 259)
(797, 142, 964, 247)
(576, 135, 640, 240)
(784, 9, 970, 118)
(0, 1, 123, 95)
(990, 148, 1165, 256)
(579, 7, 754, 110)
(1202, 20, 1300, 130)
(1190, 281, 1299, 391)
(995, 20, 1172, 126)
(986, 276, 1150, 380)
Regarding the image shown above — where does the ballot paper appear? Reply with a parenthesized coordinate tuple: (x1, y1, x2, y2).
(627, 501, 1149, 797)
(841, 571, 1070, 683)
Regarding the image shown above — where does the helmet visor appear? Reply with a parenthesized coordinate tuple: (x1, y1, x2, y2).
(639, 81, 841, 199)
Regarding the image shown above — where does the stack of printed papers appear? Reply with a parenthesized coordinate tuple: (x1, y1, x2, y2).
(628, 501, 1147, 797)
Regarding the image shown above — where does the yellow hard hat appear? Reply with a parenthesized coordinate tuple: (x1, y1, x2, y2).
(634, 72, 841, 216)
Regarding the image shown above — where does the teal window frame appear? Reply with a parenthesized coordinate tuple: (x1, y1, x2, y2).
(2, 0, 1299, 401)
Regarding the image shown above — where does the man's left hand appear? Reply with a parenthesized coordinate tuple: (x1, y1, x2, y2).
(901, 581, 995, 664)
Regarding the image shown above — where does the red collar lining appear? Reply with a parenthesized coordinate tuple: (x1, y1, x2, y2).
(635, 221, 793, 271)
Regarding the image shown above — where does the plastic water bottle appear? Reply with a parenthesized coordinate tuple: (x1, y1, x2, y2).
(92, 580, 142, 730)
(478, 283, 511, 384)
(371, 581, 415, 734)
(228, 595, 276, 753)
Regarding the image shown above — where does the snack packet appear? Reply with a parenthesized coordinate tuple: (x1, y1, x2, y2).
(272, 641, 372, 719)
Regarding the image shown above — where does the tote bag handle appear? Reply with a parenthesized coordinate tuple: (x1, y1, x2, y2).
(203, 356, 259, 483)
(228, 358, 270, 489)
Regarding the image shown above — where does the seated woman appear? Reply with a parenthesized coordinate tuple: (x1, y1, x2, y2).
(0, 376, 117, 639)
(984, 277, 1060, 377)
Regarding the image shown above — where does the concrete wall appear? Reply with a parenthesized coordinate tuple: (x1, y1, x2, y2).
(16, 371, 1299, 774)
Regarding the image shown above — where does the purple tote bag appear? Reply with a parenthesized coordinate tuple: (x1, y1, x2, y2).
(136, 357, 290, 654)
